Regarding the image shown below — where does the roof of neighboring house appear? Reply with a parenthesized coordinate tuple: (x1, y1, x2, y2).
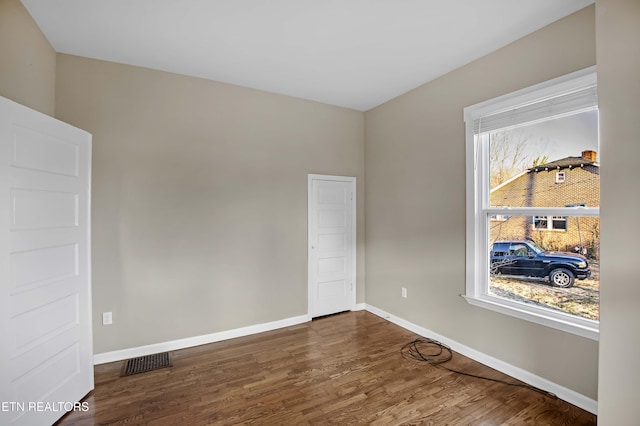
(492, 155, 599, 193)
(490, 155, 600, 208)
(530, 156, 598, 172)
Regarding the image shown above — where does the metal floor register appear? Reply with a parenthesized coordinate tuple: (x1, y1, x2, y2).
(121, 352, 172, 376)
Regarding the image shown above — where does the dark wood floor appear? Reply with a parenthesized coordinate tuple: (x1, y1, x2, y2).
(56, 311, 595, 425)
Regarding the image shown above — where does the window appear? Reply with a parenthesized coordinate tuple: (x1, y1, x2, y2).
(464, 67, 600, 340)
(509, 243, 530, 257)
(490, 214, 510, 221)
(533, 215, 567, 231)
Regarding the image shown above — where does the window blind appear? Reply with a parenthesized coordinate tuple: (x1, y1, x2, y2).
(473, 84, 597, 134)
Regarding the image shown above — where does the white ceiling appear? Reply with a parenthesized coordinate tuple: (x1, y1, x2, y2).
(21, 0, 593, 111)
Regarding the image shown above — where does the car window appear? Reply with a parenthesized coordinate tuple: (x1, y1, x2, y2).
(492, 243, 508, 256)
(509, 244, 529, 257)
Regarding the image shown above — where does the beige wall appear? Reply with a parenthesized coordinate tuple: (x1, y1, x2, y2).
(0, 0, 55, 115)
(596, 0, 640, 423)
(365, 6, 598, 400)
(55, 54, 365, 353)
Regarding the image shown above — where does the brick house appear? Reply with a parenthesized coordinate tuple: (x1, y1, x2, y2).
(490, 150, 600, 257)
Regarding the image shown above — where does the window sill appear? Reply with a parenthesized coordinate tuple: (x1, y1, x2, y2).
(462, 294, 599, 341)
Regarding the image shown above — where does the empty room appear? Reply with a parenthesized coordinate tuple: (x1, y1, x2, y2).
(1, 0, 639, 424)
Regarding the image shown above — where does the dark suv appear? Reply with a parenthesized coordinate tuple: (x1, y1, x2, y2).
(490, 240, 591, 288)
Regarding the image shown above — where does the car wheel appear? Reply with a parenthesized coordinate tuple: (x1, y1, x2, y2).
(549, 268, 575, 288)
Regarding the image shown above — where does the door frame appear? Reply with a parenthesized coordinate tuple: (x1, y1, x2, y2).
(307, 174, 356, 318)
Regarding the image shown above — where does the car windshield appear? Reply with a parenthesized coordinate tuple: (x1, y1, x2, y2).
(527, 241, 544, 254)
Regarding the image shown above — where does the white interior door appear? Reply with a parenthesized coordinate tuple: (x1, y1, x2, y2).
(308, 175, 356, 318)
(0, 97, 93, 426)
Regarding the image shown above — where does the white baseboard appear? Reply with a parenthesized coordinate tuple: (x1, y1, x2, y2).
(93, 314, 311, 365)
(364, 303, 597, 415)
(95, 305, 366, 365)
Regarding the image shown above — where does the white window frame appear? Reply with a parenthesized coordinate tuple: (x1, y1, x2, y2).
(556, 171, 566, 183)
(463, 67, 599, 340)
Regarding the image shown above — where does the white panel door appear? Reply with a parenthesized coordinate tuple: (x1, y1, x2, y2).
(308, 175, 355, 317)
(0, 97, 93, 426)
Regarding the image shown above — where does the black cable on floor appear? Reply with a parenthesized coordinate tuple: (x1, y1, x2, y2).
(401, 338, 557, 399)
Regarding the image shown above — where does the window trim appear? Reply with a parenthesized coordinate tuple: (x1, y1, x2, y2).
(463, 66, 599, 341)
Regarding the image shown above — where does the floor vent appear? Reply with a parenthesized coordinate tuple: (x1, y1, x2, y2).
(121, 352, 171, 376)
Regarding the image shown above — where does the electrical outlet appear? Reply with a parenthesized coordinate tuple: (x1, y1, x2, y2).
(102, 311, 113, 325)
(402, 287, 407, 298)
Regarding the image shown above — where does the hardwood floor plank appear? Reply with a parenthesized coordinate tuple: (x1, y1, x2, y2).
(56, 311, 595, 425)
